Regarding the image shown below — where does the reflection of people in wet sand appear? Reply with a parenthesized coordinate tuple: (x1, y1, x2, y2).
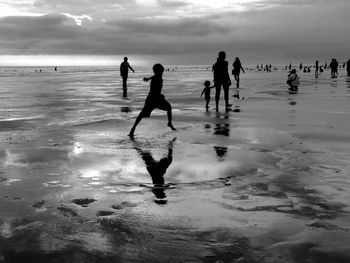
(120, 57, 135, 97)
(214, 114, 230, 136)
(128, 63, 176, 137)
(213, 51, 232, 112)
(133, 138, 175, 201)
(200, 80, 215, 111)
(330, 58, 338, 78)
(232, 57, 245, 88)
(214, 146, 228, 161)
(232, 88, 244, 100)
(287, 69, 300, 91)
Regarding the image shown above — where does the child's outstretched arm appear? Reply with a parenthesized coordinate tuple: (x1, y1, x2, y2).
(143, 76, 154, 82)
(200, 88, 205, 97)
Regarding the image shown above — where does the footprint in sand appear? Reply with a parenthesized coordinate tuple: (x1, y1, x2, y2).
(96, 211, 115, 217)
(57, 206, 78, 217)
(32, 200, 48, 212)
(112, 201, 139, 210)
(72, 198, 97, 207)
(4, 195, 22, 201)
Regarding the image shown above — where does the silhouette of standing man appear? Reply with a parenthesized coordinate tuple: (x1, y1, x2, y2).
(330, 58, 339, 78)
(213, 51, 231, 112)
(120, 57, 135, 97)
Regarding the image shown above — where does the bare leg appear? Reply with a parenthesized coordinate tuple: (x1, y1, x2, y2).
(223, 85, 231, 108)
(128, 113, 144, 137)
(122, 76, 127, 89)
(166, 106, 176, 131)
(234, 75, 239, 88)
(122, 76, 128, 98)
(215, 83, 221, 112)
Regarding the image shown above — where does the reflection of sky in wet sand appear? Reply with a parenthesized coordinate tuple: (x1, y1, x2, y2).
(1, 66, 350, 262)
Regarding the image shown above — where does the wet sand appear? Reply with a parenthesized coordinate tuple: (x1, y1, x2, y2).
(1, 66, 350, 262)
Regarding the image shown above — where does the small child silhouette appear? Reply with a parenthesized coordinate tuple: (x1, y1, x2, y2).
(200, 80, 215, 110)
(128, 63, 176, 137)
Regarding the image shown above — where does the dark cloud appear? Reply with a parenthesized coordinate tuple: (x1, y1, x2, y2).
(111, 17, 232, 36)
(0, 0, 349, 64)
(0, 13, 235, 55)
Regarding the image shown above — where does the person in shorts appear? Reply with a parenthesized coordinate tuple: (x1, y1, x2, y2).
(128, 63, 176, 137)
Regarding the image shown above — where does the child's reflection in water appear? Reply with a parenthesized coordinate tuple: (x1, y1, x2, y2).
(132, 138, 175, 204)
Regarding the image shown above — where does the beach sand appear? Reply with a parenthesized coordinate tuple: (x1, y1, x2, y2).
(1, 66, 350, 262)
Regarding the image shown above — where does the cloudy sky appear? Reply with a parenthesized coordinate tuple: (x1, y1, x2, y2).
(0, 0, 349, 65)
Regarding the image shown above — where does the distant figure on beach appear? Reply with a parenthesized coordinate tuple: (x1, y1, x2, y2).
(287, 69, 300, 91)
(200, 80, 215, 111)
(133, 138, 175, 203)
(54, 66, 57, 71)
(120, 57, 135, 97)
(347, 59, 350, 76)
(330, 59, 339, 78)
(315, 60, 319, 78)
(213, 51, 231, 111)
(232, 57, 245, 88)
(128, 63, 176, 137)
(289, 63, 292, 70)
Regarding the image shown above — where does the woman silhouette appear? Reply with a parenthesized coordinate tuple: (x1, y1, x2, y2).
(232, 57, 245, 88)
(213, 51, 231, 111)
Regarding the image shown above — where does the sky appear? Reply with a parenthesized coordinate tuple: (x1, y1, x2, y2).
(0, 0, 349, 66)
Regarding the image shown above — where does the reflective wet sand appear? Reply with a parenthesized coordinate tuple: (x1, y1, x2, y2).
(1, 66, 350, 262)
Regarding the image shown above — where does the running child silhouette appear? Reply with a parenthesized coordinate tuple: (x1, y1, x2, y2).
(200, 80, 215, 111)
(128, 63, 176, 137)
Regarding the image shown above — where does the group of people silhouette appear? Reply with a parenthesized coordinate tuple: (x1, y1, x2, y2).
(121, 54, 350, 138)
(124, 51, 245, 137)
